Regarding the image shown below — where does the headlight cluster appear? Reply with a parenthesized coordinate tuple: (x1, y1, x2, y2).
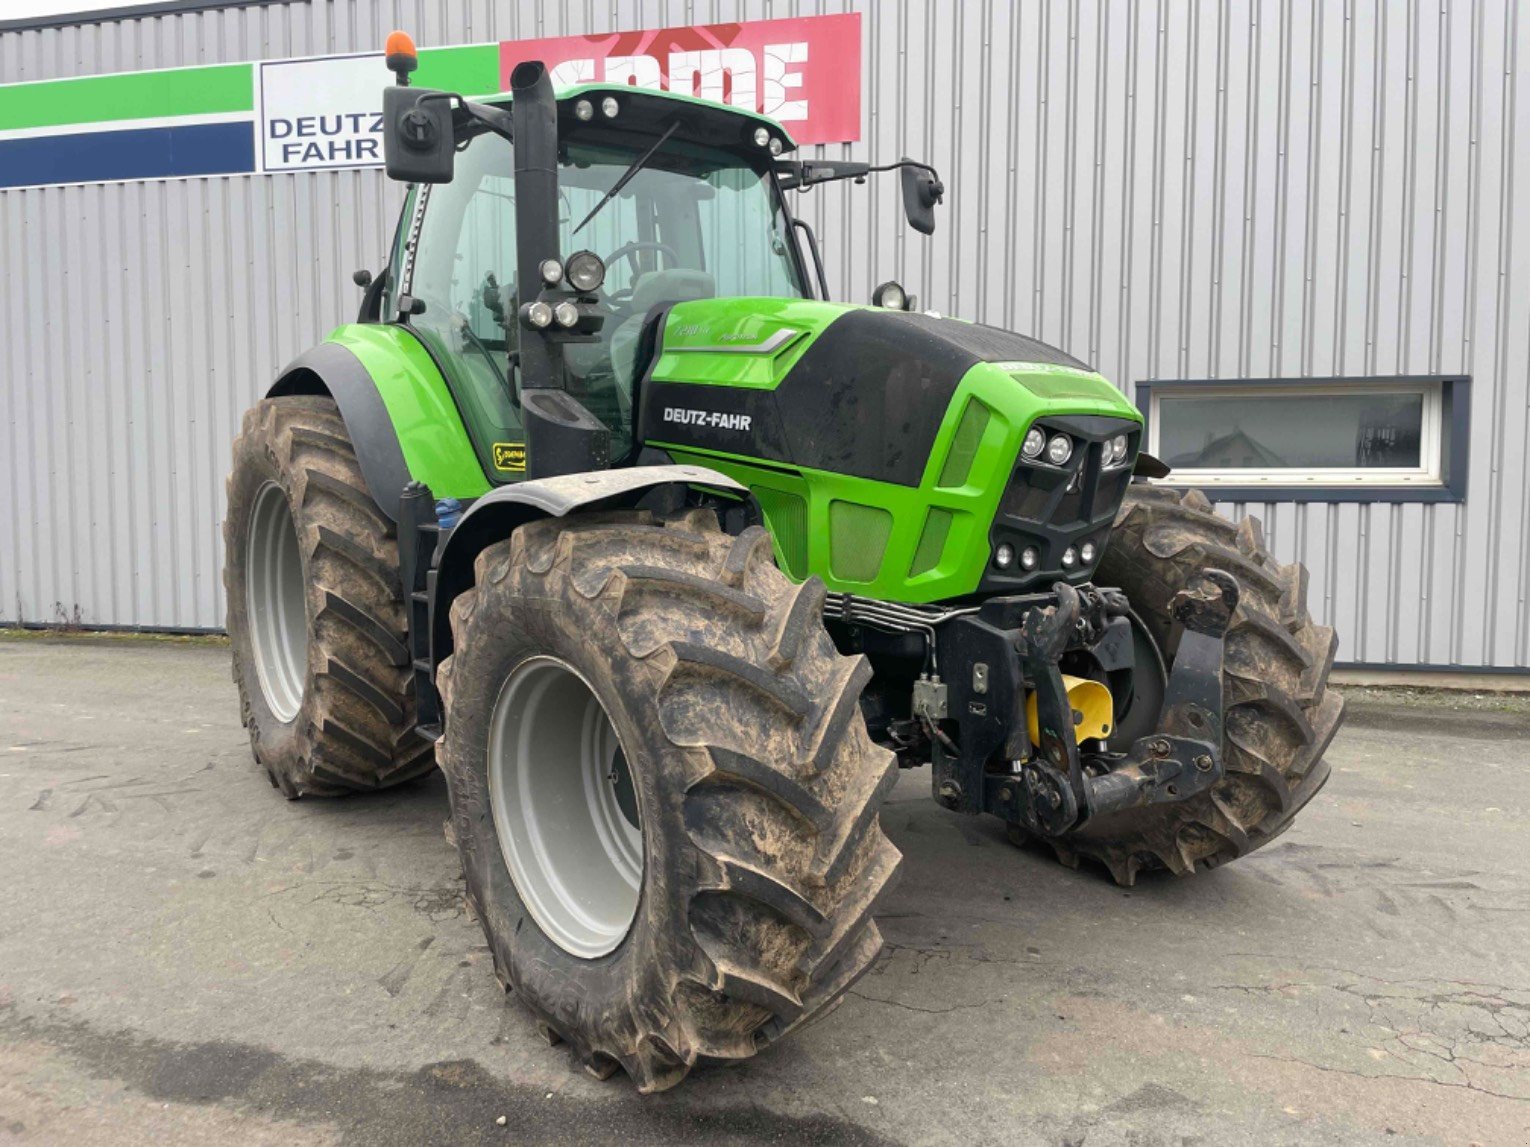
(524, 251, 606, 332)
(993, 544, 1041, 572)
(521, 300, 582, 330)
(573, 96, 620, 121)
(996, 539, 1097, 573)
(1021, 427, 1074, 466)
(1103, 433, 1132, 468)
(751, 124, 785, 155)
(1021, 426, 1133, 469)
(997, 424, 1131, 579)
(539, 251, 605, 294)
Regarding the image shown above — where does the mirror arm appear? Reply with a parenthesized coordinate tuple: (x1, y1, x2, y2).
(411, 91, 513, 142)
(792, 219, 830, 300)
(454, 97, 514, 140)
(775, 159, 871, 191)
(775, 157, 943, 196)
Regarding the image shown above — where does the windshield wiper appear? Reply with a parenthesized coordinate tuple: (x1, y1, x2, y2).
(571, 120, 680, 236)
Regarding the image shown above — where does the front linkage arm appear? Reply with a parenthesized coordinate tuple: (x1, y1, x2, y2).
(922, 570, 1239, 840)
(1002, 570, 1240, 837)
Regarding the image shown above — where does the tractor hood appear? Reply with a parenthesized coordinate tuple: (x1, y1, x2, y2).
(638, 298, 1143, 602)
(640, 298, 1136, 487)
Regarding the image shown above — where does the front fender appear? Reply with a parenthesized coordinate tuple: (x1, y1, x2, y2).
(430, 464, 750, 668)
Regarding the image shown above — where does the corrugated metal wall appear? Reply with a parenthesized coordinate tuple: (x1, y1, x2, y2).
(2, 0, 1527, 668)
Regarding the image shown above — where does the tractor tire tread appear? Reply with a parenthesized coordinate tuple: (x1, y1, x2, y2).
(224, 395, 431, 797)
(436, 509, 899, 1091)
(1042, 486, 1345, 884)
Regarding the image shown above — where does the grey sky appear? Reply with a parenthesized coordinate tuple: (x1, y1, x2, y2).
(3, 1, 131, 20)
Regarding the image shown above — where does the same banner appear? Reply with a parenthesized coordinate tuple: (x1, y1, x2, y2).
(497, 14, 861, 147)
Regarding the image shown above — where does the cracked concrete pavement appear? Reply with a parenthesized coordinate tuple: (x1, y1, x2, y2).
(1, 637, 1528, 1145)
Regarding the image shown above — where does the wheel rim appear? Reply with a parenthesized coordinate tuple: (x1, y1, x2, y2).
(246, 481, 309, 723)
(487, 656, 644, 959)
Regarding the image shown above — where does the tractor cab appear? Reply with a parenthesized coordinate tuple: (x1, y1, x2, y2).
(378, 40, 944, 485)
(384, 79, 811, 481)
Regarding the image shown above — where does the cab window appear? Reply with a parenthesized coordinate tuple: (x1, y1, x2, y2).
(406, 135, 525, 482)
(405, 122, 805, 479)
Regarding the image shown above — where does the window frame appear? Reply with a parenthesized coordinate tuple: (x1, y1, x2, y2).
(1134, 375, 1471, 504)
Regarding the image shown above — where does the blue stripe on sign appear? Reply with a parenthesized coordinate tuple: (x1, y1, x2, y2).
(0, 120, 254, 189)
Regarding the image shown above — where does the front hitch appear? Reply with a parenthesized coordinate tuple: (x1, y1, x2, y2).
(1005, 570, 1239, 836)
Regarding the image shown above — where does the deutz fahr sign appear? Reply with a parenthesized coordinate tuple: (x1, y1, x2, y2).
(259, 53, 389, 172)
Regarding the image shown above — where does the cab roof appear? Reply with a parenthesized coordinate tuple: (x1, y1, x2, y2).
(482, 82, 797, 154)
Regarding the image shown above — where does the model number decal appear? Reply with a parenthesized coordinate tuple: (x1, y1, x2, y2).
(491, 442, 526, 471)
(662, 407, 753, 433)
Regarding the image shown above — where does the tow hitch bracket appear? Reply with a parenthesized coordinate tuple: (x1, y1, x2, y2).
(1003, 570, 1240, 836)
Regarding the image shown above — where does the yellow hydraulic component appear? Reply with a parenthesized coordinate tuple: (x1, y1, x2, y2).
(1026, 675, 1115, 746)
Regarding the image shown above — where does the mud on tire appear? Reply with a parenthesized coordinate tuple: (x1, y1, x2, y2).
(1030, 486, 1344, 886)
(436, 510, 901, 1091)
(224, 396, 433, 797)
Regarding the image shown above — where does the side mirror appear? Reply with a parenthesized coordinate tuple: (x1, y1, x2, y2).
(383, 86, 455, 184)
(900, 158, 944, 235)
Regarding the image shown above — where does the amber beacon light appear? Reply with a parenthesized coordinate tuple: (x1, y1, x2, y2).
(385, 30, 418, 85)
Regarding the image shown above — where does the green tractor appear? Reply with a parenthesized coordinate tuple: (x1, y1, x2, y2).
(224, 36, 1343, 1091)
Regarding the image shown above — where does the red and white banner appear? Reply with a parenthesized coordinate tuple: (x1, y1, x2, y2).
(498, 13, 861, 145)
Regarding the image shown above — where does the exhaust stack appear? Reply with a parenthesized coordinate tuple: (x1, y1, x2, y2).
(509, 61, 610, 478)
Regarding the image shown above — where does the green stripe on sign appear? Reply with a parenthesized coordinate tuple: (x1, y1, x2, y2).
(414, 43, 502, 97)
(0, 63, 253, 132)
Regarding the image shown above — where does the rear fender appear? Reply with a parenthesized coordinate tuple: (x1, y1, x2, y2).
(267, 342, 412, 523)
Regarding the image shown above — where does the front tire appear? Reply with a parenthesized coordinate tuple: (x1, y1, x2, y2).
(437, 510, 900, 1091)
(1025, 486, 1344, 885)
(224, 396, 433, 796)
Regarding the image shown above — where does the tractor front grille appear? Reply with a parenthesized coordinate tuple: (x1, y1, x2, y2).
(978, 415, 1140, 595)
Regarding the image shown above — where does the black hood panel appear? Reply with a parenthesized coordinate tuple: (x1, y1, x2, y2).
(640, 308, 1090, 487)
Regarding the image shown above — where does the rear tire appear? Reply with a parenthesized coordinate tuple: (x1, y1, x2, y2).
(224, 396, 433, 797)
(437, 510, 900, 1091)
(1021, 486, 1344, 885)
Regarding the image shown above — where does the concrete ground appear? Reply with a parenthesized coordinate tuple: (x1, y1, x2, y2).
(1, 638, 1527, 1146)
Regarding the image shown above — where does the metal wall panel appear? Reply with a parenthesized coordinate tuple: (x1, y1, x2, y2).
(2, 0, 1526, 667)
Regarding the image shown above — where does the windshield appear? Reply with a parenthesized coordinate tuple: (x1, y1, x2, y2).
(404, 126, 805, 480)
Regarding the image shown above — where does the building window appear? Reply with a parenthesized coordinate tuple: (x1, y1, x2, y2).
(1135, 376, 1470, 503)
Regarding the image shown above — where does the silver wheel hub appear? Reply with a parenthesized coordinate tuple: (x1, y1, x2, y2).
(487, 656, 644, 959)
(246, 481, 308, 722)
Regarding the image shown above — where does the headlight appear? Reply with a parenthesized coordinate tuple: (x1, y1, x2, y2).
(1061, 546, 1077, 568)
(522, 300, 553, 329)
(871, 280, 907, 310)
(574, 99, 594, 122)
(1107, 434, 1129, 466)
(768, 136, 784, 156)
(994, 543, 1015, 569)
(1021, 427, 1046, 460)
(753, 126, 770, 147)
(1020, 546, 1039, 571)
(1080, 542, 1096, 564)
(565, 250, 605, 293)
(553, 301, 580, 328)
(539, 258, 563, 285)
(601, 96, 620, 118)
(1046, 434, 1073, 466)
